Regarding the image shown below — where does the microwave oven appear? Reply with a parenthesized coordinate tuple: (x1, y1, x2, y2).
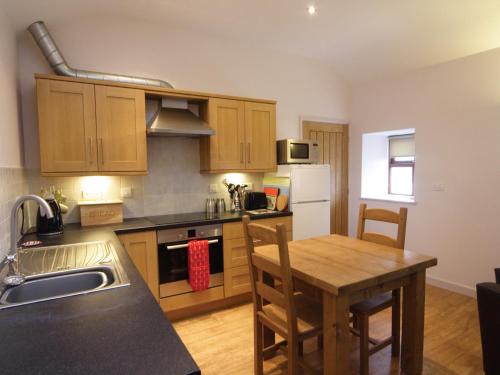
(277, 139, 319, 164)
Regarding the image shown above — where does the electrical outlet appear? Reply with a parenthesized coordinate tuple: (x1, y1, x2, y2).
(121, 187, 133, 198)
(209, 184, 218, 193)
(244, 182, 253, 190)
(431, 183, 445, 192)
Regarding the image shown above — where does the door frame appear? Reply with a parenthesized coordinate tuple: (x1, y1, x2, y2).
(302, 120, 349, 235)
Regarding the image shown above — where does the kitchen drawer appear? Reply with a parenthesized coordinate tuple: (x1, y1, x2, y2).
(223, 232, 292, 269)
(159, 286, 225, 312)
(224, 265, 251, 297)
(223, 237, 247, 269)
(223, 216, 292, 240)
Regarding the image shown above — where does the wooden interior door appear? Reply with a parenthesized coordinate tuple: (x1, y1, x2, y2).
(208, 98, 245, 170)
(37, 79, 97, 173)
(244, 102, 276, 171)
(95, 86, 147, 173)
(303, 121, 349, 235)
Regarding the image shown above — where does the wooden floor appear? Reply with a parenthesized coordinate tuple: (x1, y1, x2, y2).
(173, 285, 482, 375)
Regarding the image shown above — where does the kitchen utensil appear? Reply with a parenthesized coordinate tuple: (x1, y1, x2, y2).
(276, 195, 288, 212)
(36, 198, 64, 236)
(245, 192, 268, 210)
(264, 187, 279, 210)
(205, 198, 216, 214)
(216, 198, 226, 213)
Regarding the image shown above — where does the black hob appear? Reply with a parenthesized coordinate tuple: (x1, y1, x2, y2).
(146, 210, 292, 230)
(146, 211, 242, 227)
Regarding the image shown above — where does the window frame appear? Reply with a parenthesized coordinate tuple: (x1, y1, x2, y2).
(388, 158, 415, 196)
(388, 135, 415, 197)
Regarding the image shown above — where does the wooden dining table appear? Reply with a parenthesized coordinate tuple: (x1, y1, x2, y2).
(254, 234, 438, 375)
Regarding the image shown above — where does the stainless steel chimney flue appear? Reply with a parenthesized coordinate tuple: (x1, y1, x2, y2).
(28, 21, 174, 88)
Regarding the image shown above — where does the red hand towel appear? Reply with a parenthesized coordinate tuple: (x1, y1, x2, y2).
(188, 240, 210, 292)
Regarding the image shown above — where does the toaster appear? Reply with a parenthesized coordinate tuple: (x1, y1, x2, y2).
(244, 192, 268, 210)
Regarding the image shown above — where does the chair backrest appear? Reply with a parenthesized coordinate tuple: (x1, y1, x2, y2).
(356, 203, 408, 249)
(242, 215, 297, 338)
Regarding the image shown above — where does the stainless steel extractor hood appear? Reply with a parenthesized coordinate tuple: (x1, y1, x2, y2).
(147, 98, 214, 137)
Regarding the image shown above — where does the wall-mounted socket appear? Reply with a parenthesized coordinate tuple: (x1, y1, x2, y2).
(431, 183, 445, 192)
(209, 184, 218, 193)
(244, 182, 253, 190)
(121, 187, 133, 198)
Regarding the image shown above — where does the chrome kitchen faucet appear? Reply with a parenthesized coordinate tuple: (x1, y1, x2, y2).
(3, 195, 54, 286)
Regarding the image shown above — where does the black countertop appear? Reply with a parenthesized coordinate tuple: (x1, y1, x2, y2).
(0, 226, 200, 375)
(0, 210, 292, 375)
(76, 210, 293, 234)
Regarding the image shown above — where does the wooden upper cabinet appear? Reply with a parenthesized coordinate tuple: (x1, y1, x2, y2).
(95, 86, 147, 173)
(206, 98, 245, 170)
(36, 78, 147, 176)
(37, 79, 98, 173)
(245, 102, 276, 171)
(200, 98, 277, 173)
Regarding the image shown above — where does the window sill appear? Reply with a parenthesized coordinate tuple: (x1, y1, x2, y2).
(360, 195, 416, 205)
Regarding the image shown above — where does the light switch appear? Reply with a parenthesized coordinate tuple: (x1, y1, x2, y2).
(431, 183, 445, 192)
(121, 187, 133, 198)
(209, 184, 218, 193)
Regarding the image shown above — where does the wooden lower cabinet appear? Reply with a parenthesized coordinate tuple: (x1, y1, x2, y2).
(119, 216, 292, 314)
(222, 216, 292, 297)
(224, 265, 251, 297)
(118, 231, 159, 301)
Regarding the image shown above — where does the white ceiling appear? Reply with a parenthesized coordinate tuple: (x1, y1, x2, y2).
(2, 0, 500, 84)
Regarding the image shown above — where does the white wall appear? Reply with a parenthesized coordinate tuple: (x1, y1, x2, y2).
(18, 15, 349, 169)
(349, 48, 500, 296)
(0, 7, 23, 167)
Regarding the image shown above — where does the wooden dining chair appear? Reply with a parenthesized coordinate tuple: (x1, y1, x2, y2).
(351, 203, 408, 375)
(242, 216, 323, 375)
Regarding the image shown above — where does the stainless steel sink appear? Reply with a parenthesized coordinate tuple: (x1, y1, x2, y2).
(0, 241, 129, 309)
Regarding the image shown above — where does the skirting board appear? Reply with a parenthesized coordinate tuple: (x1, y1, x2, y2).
(426, 275, 476, 299)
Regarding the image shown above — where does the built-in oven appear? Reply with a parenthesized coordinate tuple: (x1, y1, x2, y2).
(157, 224, 223, 298)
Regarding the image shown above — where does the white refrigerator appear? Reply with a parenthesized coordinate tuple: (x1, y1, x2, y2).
(273, 164, 331, 240)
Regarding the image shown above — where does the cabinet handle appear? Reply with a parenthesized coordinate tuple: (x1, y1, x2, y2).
(99, 138, 104, 165)
(240, 142, 244, 163)
(247, 143, 251, 164)
(88, 137, 93, 164)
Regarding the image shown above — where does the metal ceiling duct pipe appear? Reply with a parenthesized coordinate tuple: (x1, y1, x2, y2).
(27, 21, 173, 88)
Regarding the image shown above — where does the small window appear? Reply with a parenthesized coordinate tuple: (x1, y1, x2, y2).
(388, 135, 415, 196)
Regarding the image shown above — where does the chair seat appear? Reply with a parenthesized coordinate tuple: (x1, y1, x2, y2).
(262, 293, 322, 335)
(351, 292, 393, 315)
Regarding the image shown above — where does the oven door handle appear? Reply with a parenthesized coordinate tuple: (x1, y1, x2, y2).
(164, 239, 219, 250)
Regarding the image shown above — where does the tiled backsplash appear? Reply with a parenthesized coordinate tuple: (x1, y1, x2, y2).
(0, 168, 28, 260)
(27, 137, 264, 224)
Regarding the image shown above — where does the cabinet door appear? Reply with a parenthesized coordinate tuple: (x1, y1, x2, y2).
(207, 98, 245, 170)
(118, 231, 159, 301)
(95, 86, 147, 173)
(244, 102, 276, 171)
(224, 265, 251, 297)
(37, 79, 97, 173)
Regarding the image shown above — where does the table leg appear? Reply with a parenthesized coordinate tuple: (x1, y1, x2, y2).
(323, 291, 350, 375)
(401, 270, 426, 374)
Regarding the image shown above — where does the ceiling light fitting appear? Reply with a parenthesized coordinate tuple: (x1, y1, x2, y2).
(307, 5, 317, 15)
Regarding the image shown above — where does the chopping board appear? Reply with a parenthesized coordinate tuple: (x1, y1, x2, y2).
(276, 195, 288, 212)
